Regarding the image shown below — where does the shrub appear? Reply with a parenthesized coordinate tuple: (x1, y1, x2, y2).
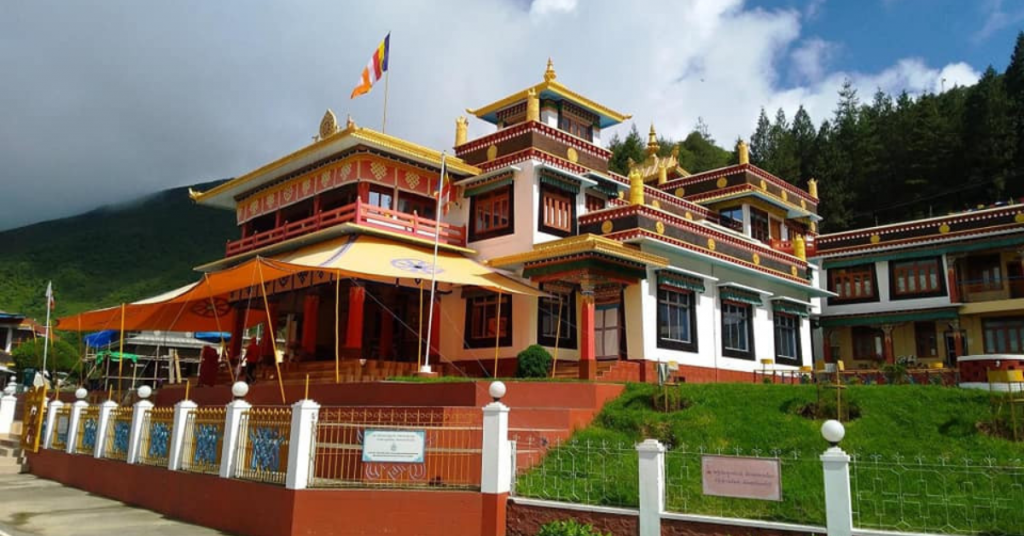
(537, 520, 611, 536)
(12, 338, 79, 373)
(517, 344, 552, 378)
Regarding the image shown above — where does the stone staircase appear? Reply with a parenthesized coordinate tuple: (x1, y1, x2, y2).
(0, 421, 28, 475)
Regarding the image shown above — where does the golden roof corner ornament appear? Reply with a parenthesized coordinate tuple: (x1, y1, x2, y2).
(628, 168, 645, 206)
(346, 114, 357, 130)
(319, 109, 339, 139)
(526, 88, 540, 122)
(455, 116, 469, 147)
(737, 139, 750, 165)
(544, 58, 557, 82)
(807, 177, 819, 199)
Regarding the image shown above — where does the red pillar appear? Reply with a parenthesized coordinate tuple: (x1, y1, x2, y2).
(579, 289, 596, 381)
(345, 285, 366, 355)
(301, 294, 319, 356)
(822, 328, 834, 364)
(229, 304, 245, 366)
(881, 325, 895, 365)
(947, 264, 960, 303)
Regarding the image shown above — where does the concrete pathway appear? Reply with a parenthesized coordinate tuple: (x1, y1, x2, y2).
(0, 474, 233, 536)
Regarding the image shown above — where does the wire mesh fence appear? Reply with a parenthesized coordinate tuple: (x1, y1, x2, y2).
(180, 407, 226, 475)
(308, 406, 482, 490)
(851, 453, 1024, 535)
(74, 407, 99, 455)
(234, 407, 291, 485)
(138, 407, 175, 467)
(102, 407, 133, 461)
(664, 444, 825, 526)
(50, 406, 72, 451)
(512, 436, 639, 508)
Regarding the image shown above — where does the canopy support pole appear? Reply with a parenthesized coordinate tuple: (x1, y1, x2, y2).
(417, 280, 423, 370)
(493, 292, 501, 378)
(550, 295, 563, 379)
(117, 303, 125, 403)
(256, 261, 288, 404)
(334, 274, 340, 384)
(203, 273, 227, 385)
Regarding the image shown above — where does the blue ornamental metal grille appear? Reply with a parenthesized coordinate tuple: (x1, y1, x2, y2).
(148, 422, 170, 459)
(194, 423, 220, 466)
(249, 426, 286, 472)
(113, 421, 130, 454)
(82, 418, 97, 451)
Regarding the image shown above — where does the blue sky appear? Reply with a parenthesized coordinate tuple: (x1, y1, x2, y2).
(760, 0, 1022, 83)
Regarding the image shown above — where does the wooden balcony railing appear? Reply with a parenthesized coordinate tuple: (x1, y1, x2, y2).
(226, 200, 467, 256)
(958, 277, 1024, 302)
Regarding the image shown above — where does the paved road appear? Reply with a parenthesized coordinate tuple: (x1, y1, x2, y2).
(0, 474, 233, 536)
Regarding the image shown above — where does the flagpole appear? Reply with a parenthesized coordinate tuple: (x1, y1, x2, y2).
(381, 69, 390, 133)
(421, 153, 446, 374)
(42, 282, 52, 378)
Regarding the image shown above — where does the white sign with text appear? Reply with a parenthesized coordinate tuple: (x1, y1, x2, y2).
(701, 455, 782, 501)
(362, 429, 426, 463)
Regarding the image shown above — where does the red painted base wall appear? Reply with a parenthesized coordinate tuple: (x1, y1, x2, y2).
(29, 449, 492, 536)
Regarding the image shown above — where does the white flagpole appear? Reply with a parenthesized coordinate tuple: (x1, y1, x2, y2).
(42, 281, 52, 375)
(421, 153, 446, 374)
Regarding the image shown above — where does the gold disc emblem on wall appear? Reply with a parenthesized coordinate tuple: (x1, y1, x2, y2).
(791, 266, 799, 277)
(684, 212, 693, 220)
(800, 199, 806, 210)
(567, 147, 579, 163)
(781, 190, 788, 202)
(1016, 212, 1024, 224)
(655, 221, 665, 235)
(601, 220, 613, 234)
(752, 253, 761, 266)
(707, 238, 716, 251)
(617, 190, 625, 200)
(486, 144, 498, 161)
(870, 233, 881, 244)
(939, 223, 950, 234)
(716, 177, 728, 188)
(674, 187, 685, 197)
(759, 179, 767, 190)
(651, 199, 661, 209)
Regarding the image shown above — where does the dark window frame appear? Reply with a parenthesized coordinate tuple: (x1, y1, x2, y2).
(827, 263, 880, 305)
(463, 293, 513, 349)
(468, 184, 515, 241)
(852, 326, 884, 361)
(889, 256, 947, 300)
(537, 185, 576, 237)
(585, 194, 606, 212)
(721, 299, 755, 360)
(914, 321, 939, 358)
(656, 287, 698, 352)
(773, 312, 802, 366)
(982, 317, 1024, 354)
(537, 292, 577, 349)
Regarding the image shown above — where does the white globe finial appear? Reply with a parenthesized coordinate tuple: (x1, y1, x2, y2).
(488, 381, 507, 402)
(3, 382, 15, 396)
(821, 419, 845, 446)
(137, 385, 152, 400)
(75, 387, 88, 400)
(231, 381, 249, 399)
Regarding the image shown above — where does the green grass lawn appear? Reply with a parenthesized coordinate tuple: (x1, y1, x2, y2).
(515, 383, 1024, 534)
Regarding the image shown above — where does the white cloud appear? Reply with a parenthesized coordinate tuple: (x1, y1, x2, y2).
(530, 0, 578, 17)
(790, 38, 838, 83)
(0, 0, 984, 229)
(975, 0, 1024, 42)
(804, 0, 826, 21)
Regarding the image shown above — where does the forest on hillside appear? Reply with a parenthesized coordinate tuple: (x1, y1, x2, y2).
(607, 32, 1024, 232)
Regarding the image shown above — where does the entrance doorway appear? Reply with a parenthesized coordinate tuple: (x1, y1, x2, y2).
(595, 305, 620, 359)
(944, 330, 967, 367)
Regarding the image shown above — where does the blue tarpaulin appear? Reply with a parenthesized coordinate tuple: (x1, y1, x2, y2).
(194, 332, 231, 343)
(84, 330, 118, 348)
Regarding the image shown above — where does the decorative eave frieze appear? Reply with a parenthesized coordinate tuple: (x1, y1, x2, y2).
(455, 120, 612, 160)
(660, 163, 818, 208)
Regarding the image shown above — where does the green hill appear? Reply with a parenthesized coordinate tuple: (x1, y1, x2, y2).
(0, 181, 236, 321)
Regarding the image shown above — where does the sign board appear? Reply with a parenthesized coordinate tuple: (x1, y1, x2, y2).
(657, 362, 670, 385)
(362, 429, 426, 463)
(701, 455, 782, 501)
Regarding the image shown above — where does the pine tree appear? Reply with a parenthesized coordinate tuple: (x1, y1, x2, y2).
(749, 108, 772, 167)
(962, 66, 1016, 202)
(607, 125, 645, 175)
(1003, 31, 1024, 198)
(765, 108, 799, 181)
(790, 106, 817, 186)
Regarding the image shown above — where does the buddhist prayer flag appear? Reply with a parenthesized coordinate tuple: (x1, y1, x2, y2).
(435, 172, 453, 215)
(45, 282, 55, 311)
(350, 33, 390, 99)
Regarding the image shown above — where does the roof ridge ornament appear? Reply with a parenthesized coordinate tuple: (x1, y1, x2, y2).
(544, 58, 557, 82)
(319, 109, 339, 140)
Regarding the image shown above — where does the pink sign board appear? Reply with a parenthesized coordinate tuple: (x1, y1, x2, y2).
(701, 455, 782, 501)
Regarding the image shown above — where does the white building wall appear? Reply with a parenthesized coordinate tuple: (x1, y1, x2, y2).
(818, 256, 954, 317)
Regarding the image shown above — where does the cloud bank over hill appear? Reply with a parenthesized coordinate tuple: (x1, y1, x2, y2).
(0, 0, 979, 230)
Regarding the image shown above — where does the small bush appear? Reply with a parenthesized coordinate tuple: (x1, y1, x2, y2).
(537, 520, 611, 536)
(517, 344, 552, 378)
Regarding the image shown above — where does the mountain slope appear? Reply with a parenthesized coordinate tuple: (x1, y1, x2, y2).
(0, 181, 236, 320)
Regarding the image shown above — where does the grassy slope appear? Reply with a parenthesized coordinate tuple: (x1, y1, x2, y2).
(517, 383, 1024, 530)
(0, 180, 235, 320)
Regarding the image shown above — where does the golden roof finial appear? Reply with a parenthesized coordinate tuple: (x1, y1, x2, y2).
(646, 123, 660, 156)
(319, 109, 339, 139)
(737, 139, 749, 165)
(346, 114, 356, 130)
(544, 58, 557, 82)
